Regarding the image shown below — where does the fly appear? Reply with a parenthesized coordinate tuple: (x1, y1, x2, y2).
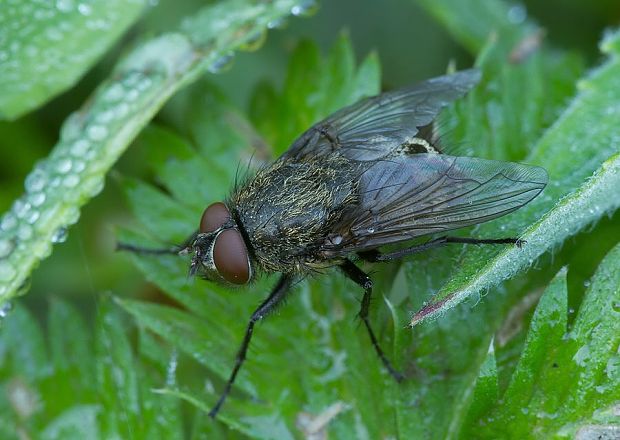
(120, 68, 548, 417)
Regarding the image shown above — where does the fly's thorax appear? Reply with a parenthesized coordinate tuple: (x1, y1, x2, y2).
(228, 155, 361, 272)
(190, 202, 253, 285)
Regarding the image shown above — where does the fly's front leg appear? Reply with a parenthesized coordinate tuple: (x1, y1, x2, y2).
(116, 231, 199, 256)
(209, 274, 295, 418)
(359, 236, 522, 263)
(340, 259, 404, 382)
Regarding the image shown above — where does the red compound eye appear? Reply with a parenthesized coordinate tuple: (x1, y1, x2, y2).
(200, 202, 230, 233)
(213, 229, 250, 284)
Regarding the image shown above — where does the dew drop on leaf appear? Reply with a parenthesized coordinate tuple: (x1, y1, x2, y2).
(51, 227, 68, 244)
(0, 239, 15, 258)
(0, 261, 17, 282)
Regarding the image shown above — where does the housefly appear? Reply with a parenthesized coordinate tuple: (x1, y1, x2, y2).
(120, 68, 548, 417)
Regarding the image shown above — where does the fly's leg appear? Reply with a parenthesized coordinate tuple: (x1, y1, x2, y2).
(317, 123, 340, 147)
(116, 231, 199, 256)
(358, 236, 522, 263)
(209, 274, 294, 418)
(296, 123, 340, 152)
(340, 259, 405, 382)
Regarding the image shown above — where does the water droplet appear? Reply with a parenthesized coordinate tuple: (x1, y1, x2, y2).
(239, 30, 267, 52)
(34, 9, 49, 20)
(50, 177, 61, 187)
(507, 4, 527, 24)
(1, 214, 18, 231)
(36, 242, 52, 260)
(595, 385, 609, 394)
(56, 0, 74, 13)
(70, 139, 90, 156)
(55, 158, 73, 174)
(125, 89, 139, 101)
(84, 176, 105, 197)
(267, 17, 287, 29)
(366, 227, 375, 233)
(17, 224, 33, 241)
(14, 200, 31, 219)
(123, 71, 143, 88)
(0, 261, 17, 282)
(87, 125, 108, 141)
(583, 280, 591, 288)
(45, 27, 63, 42)
(166, 350, 178, 386)
(25, 210, 39, 224)
(96, 109, 116, 124)
(536, 411, 558, 420)
(25, 168, 47, 193)
(0, 302, 13, 318)
(60, 112, 82, 141)
(208, 52, 235, 74)
(78, 3, 92, 15)
(63, 175, 80, 188)
(0, 239, 15, 258)
(573, 345, 590, 367)
(606, 355, 620, 380)
(291, 0, 318, 17)
(104, 83, 125, 102)
(72, 160, 85, 173)
(85, 18, 110, 31)
(114, 103, 129, 118)
(28, 193, 45, 206)
(66, 207, 81, 225)
(135, 77, 153, 91)
(51, 227, 68, 244)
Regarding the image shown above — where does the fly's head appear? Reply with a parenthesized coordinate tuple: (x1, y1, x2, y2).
(187, 202, 252, 286)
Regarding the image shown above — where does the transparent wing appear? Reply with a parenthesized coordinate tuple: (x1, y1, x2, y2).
(328, 154, 548, 253)
(281, 69, 481, 162)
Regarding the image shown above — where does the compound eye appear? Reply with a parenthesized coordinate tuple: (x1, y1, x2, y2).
(213, 229, 250, 284)
(200, 202, 230, 233)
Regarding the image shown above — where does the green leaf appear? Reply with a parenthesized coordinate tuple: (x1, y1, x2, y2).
(0, 0, 314, 308)
(123, 177, 197, 243)
(467, 243, 620, 438)
(46, 299, 97, 415)
(40, 405, 100, 440)
(0, 294, 184, 438)
(412, 30, 620, 325)
(0, 304, 48, 380)
(116, 298, 245, 390)
(0, 0, 148, 119)
(95, 298, 140, 438)
(462, 348, 499, 433)
(48, 298, 93, 376)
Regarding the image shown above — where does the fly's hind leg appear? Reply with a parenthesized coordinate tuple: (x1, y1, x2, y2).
(340, 259, 405, 382)
(358, 236, 522, 263)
